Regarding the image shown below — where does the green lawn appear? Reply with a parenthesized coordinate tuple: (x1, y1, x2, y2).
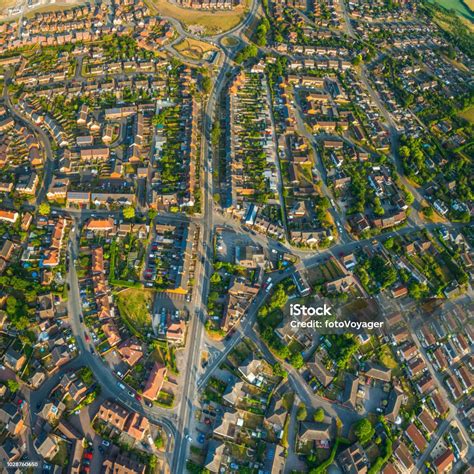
(458, 105, 474, 124)
(116, 288, 153, 333)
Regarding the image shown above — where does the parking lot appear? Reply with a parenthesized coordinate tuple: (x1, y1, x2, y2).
(215, 227, 255, 263)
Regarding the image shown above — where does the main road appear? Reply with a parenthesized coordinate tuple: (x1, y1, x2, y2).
(171, 30, 238, 474)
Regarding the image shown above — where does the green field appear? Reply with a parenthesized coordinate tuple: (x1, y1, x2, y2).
(458, 105, 474, 123)
(430, 0, 474, 21)
(116, 288, 153, 332)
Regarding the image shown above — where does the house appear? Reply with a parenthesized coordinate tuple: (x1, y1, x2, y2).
(265, 443, 286, 474)
(392, 285, 408, 299)
(385, 387, 404, 423)
(102, 452, 146, 474)
(68, 380, 88, 404)
(406, 423, 427, 452)
(69, 440, 84, 474)
(392, 326, 409, 344)
(432, 347, 449, 371)
(0, 437, 22, 463)
(433, 449, 454, 473)
(222, 380, 246, 407)
(341, 373, 358, 409)
(362, 362, 391, 382)
(265, 396, 287, 434)
(0, 240, 14, 261)
(445, 374, 463, 400)
(299, 422, 332, 445)
(34, 432, 59, 460)
(142, 362, 167, 401)
(92, 247, 105, 274)
(417, 373, 435, 394)
(214, 411, 239, 439)
(238, 358, 262, 384)
(51, 345, 71, 368)
(37, 293, 55, 319)
(417, 409, 437, 435)
(102, 322, 121, 347)
(307, 353, 334, 387)
(393, 441, 414, 473)
(117, 339, 144, 366)
(0, 403, 24, 436)
(125, 412, 150, 442)
(400, 341, 418, 361)
(235, 245, 265, 268)
(204, 440, 226, 473)
(456, 365, 473, 392)
(408, 357, 426, 377)
(3, 348, 26, 372)
(0, 209, 19, 224)
(337, 443, 368, 474)
(39, 400, 66, 423)
(431, 391, 449, 416)
(85, 218, 115, 233)
(96, 400, 129, 431)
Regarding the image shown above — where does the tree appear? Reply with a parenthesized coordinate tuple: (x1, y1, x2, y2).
(123, 206, 135, 220)
(353, 418, 375, 444)
(148, 209, 158, 220)
(289, 352, 304, 369)
(352, 54, 363, 66)
(154, 432, 164, 449)
(272, 362, 287, 378)
(235, 44, 258, 64)
(313, 407, 325, 422)
(210, 272, 221, 285)
(38, 202, 51, 216)
(201, 75, 211, 94)
(422, 206, 434, 218)
(296, 403, 307, 421)
(7, 379, 19, 393)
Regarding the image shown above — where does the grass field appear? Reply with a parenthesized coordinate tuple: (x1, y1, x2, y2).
(458, 105, 474, 123)
(222, 36, 240, 46)
(174, 38, 216, 60)
(430, 0, 474, 21)
(146, 0, 249, 34)
(0, 0, 18, 9)
(116, 288, 153, 331)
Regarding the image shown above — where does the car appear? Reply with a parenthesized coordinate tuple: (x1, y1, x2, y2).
(135, 394, 142, 401)
(98, 446, 105, 454)
(185, 435, 193, 442)
(145, 400, 153, 408)
(84, 332, 90, 342)
(117, 382, 125, 390)
(84, 452, 93, 460)
(101, 440, 110, 447)
(197, 433, 205, 444)
(204, 417, 211, 425)
(128, 390, 134, 397)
